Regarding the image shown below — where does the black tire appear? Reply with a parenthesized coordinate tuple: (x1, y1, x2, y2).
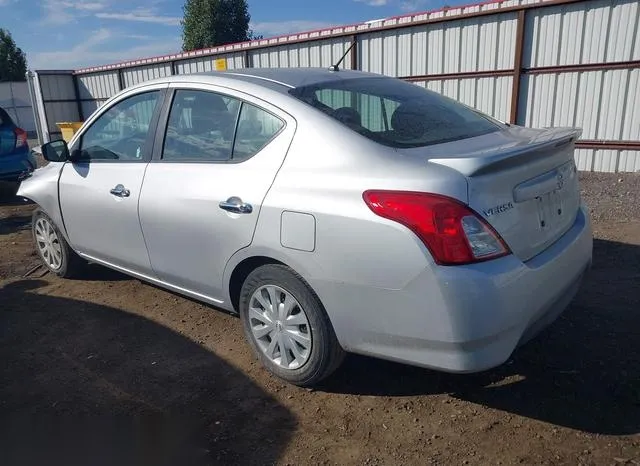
(32, 208, 85, 278)
(240, 264, 345, 386)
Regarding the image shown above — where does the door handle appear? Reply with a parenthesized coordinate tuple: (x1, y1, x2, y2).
(110, 184, 130, 198)
(219, 196, 253, 214)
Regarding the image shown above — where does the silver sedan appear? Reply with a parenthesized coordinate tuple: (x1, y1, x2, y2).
(19, 68, 593, 386)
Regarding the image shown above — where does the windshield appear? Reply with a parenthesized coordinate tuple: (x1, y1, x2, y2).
(290, 77, 502, 148)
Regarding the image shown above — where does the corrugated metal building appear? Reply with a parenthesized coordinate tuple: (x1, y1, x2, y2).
(28, 0, 640, 172)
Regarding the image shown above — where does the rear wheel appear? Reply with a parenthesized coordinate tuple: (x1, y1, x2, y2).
(240, 264, 344, 386)
(32, 209, 84, 278)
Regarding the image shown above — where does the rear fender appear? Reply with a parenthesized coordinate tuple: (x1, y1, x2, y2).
(17, 162, 70, 242)
(222, 244, 316, 307)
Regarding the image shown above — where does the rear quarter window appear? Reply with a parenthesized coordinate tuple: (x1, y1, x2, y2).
(290, 77, 502, 148)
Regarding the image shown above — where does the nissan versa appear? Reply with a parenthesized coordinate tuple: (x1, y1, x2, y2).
(19, 68, 593, 386)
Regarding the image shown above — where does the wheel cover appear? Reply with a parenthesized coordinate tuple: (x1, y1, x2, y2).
(248, 285, 312, 370)
(34, 217, 63, 271)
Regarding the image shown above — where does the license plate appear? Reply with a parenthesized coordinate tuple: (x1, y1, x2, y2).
(535, 162, 575, 232)
(536, 191, 565, 231)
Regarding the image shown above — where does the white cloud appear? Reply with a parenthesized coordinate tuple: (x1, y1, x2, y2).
(40, 0, 107, 25)
(62, 1, 107, 11)
(41, 0, 76, 25)
(95, 9, 180, 26)
(250, 20, 337, 37)
(354, 0, 389, 5)
(40, 1, 179, 27)
(125, 34, 154, 41)
(353, 0, 431, 11)
(29, 29, 180, 69)
(400, 0, 428, 11)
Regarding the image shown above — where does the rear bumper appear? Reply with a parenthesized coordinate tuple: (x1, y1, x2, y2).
(0, 149, 36, 182)
(315, 204, 592, 373)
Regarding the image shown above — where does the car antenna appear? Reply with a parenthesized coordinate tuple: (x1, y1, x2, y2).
(329, 40, 357, 72)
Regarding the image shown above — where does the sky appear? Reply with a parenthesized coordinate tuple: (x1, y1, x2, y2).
(0, 0, 472, 70)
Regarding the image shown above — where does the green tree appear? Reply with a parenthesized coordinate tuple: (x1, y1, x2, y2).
(182, 0, 260, 51)
(0, 29, 27, 82)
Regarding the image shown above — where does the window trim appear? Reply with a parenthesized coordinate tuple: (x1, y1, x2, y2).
(153, 87, 286, 165)
(69, 87, 168, 164)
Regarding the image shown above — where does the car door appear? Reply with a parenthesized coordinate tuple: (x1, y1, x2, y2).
(59, 86, 166, 275)
(138, 84, 295, 302)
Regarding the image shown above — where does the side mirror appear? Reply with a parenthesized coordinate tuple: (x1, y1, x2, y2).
(41, 139, 70, 162)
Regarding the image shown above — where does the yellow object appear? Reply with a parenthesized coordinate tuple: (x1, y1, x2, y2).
(56, 122, 84, 143)
(214, 58, 227, 71)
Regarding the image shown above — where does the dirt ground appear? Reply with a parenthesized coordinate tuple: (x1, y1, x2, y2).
(0, 172, 639, 466)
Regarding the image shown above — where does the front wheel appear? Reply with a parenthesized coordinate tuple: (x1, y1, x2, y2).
(32, 208, 84, 278)
(240, 264, 345, 386)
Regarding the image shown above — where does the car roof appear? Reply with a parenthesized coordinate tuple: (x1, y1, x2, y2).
(134, 68, 384, 93)
(220, 68, 381, 88)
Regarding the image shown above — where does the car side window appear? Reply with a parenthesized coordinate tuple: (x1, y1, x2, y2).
(162, 90, 241, 161)
(78, 91, 161, 162)
(232, 102, 284, 162)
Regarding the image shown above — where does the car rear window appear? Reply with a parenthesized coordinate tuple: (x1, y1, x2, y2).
(0, 107, 13, 126)
(289, 77, 501, 148)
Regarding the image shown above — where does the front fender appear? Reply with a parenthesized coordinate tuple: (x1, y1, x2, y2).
(17, 162, 69, 241)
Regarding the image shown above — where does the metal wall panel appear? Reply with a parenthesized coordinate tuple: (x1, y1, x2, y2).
(77, 71, 120, 99)
(227, 53, 246, 70)
(617, 151, 640, 172)
(249, 38, 354, 69)
(575, 149, 640, 173)
(176, 57, 214, 74)
(416, 76, 512, 122)
(43, 101, 80, 137)
(520, 68, 640, 140)
(360, 13, 517, 77)
(574, 148, 593, 171)
(122, 64, 172, 87)
(524, 0, 640, 67)
(39, 74, 76, 101)
(36, 73, 80, 140)
(81, 100, 100, 120)
(175, 53, 245, 74)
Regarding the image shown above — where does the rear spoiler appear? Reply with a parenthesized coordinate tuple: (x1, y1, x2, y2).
(429, 128, 582, 177)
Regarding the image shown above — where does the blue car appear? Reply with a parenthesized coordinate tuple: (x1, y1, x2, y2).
(0, 106, 36, 186)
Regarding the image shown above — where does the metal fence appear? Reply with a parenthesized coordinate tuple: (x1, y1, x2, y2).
(0, 81, 37, 136)
(30, 0, 640, 172)
(28, 71, 82, 143)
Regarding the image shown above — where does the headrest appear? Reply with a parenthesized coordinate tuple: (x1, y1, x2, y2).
(333, 107, 362, 127)
(390, 102, 427, 140)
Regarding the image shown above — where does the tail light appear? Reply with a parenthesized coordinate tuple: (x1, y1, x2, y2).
(14, 127, 28, 149)
(363, 190, 510, 265)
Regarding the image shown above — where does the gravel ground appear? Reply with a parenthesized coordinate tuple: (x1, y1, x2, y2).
(0, 172, 638, 466)
(580, 172, 640, 230)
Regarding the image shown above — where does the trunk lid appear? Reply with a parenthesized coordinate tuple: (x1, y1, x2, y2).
(404, 126, 582, 262)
